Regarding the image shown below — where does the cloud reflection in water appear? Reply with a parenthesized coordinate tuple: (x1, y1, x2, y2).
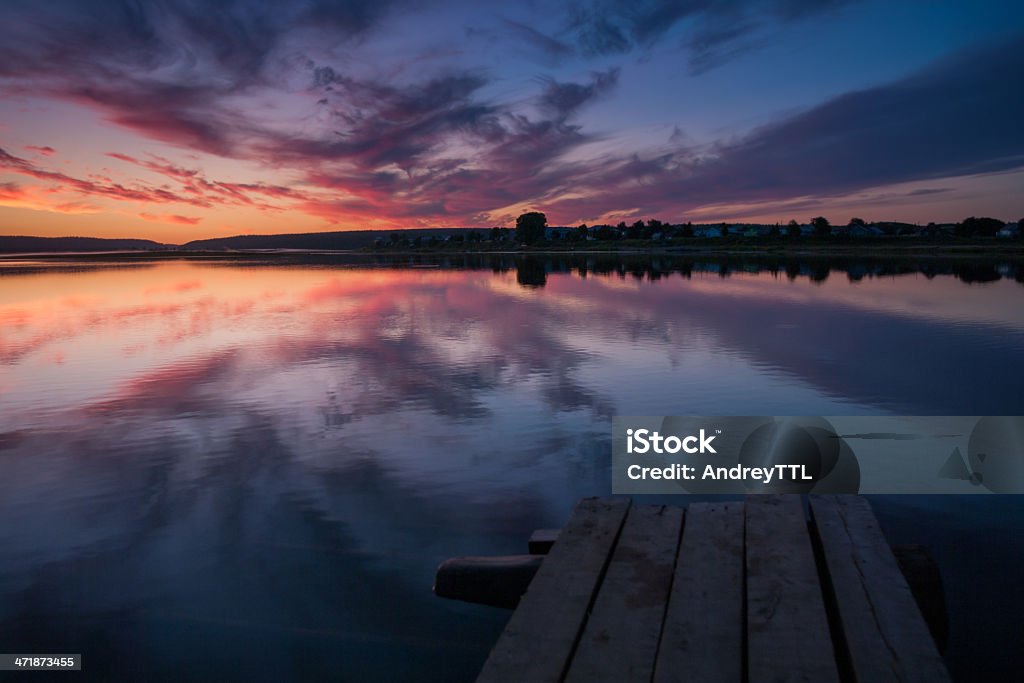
(1, 255, 1023, 680)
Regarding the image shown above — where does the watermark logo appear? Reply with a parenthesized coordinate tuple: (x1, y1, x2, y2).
(626, 428, 719, 454)
(613, 416, 1024, 495)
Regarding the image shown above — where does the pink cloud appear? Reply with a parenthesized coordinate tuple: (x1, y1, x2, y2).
(0, 182, 27, 201)
(24, 145, 56, 156)
(138, 212, 202, 225)
(1, 147, 212, 208)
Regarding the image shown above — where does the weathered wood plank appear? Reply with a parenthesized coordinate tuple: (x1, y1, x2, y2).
(746, 495, 840, 683)
(475, 497, 631, 683)
(653, 501, 744, 683)
(564, 505, 684, 683)
(810, 495, 950, 683)
(528, 528, 560, 555)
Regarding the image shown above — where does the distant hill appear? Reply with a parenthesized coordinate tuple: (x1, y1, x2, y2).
(0, 235, 170, 253)
(0, 228, 485, 254)
(182, 228, 478, 251)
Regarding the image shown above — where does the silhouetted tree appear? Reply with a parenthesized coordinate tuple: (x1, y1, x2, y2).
(467, 230, 481, 242)
(515, 211, 547, 244)
(811, 216, 832, 237)
(955, 216, 1003, 237)
(769, 224, 780, 237)
(787, 219, 801, 237)
(577, 224, 589, 239)
(848, 217, 865, 227)
(490, 226, 501, 241)
(680, 222, 694, 238)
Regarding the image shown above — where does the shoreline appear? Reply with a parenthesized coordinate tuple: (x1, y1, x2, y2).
(1, 240, 1022, 262)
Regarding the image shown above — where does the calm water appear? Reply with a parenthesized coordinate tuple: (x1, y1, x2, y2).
(1, 254, 1023, 681)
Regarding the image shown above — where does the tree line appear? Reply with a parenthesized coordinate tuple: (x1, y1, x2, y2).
(508, 211, 1023, 244)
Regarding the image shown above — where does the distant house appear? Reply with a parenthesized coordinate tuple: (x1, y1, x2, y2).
(694, 226, 723, 238)
(918, 224, 954, 237)
(997, 224, 1020, 238)
(848, 225, 885, 237)
(544, 227, 571, 240)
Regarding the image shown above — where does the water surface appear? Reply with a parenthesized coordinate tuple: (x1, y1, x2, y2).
(1, 254, 1023, 681)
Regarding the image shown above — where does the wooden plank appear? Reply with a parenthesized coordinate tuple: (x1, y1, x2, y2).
(564, 505, 684, 683)
(528, 528, 560, 555)
(746, 495, 840, 683)
(476, 497, 631, 683)
(653, 502, 744, 683)
(810, 496, 950, 683)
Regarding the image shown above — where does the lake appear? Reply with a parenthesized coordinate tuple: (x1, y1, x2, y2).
(1, 253, 1023, 681)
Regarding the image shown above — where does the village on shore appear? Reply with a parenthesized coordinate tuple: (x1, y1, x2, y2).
(2, 214, 1021, 256)
(372, 213, 1024, 249)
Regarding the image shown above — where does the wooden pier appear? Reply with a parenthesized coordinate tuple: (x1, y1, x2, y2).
(436, 495, 949, 683)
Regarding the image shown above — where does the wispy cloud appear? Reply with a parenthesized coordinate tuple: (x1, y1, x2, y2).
(24, 145, 56, 156)
(564, 0, 860, 71)
(0, 146, 319, 218)
(503, 20, 575, 64)
(540, 35, 1024, 221)
(1, 147, 214, 209)
(539, 69, 620, 120)
(138, 213, 202, 225)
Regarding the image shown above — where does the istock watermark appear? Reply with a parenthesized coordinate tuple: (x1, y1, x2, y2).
(626, 428, 718, 454)
(612, 416, 1024, 494)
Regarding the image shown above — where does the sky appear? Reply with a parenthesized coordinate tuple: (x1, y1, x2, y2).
(0, 0, 1022, 242)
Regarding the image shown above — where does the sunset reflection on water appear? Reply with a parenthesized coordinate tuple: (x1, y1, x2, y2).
(1, 255, 1023, 681)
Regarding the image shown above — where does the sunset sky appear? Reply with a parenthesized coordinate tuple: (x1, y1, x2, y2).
(1, 0, 1022, 242)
